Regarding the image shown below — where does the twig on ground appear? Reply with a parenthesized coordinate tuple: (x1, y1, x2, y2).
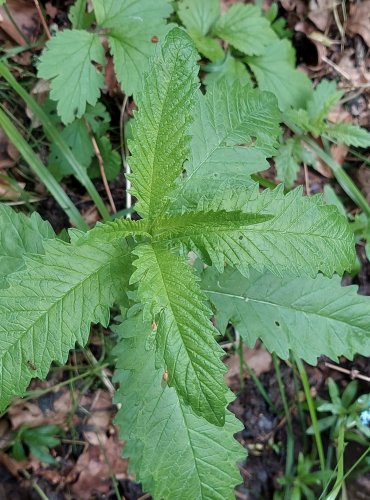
(85, 120, 117, 214)
(325, 362, 370, 383)
(33, 0, 51, 40)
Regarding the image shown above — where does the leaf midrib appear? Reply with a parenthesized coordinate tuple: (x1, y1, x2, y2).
(204, 289, 367, 330)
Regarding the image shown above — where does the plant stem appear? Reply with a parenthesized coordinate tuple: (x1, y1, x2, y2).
(0, 106, 87, 229)
(295, 357, 326, 472)
(272, 354, 294, 478)
(0, 61, 111, 221)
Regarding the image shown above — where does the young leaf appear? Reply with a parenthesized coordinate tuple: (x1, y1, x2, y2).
(275, 137, 315, 186)
(161, 186, 355, 278)
(114, 309, 243, 499)
(92, 0, 172, 95)
(172, 79, 280, 206)
(131, 243, 228, 426)
(38, 30, 105, 124)
(177, 0, 223, 61)
(68, 0, 94, 30)
(275, 137, 301, 186)
(247, 39, 312, 111)
(178, 0, 220, 35)
(213, 3, 277, 56)
(306, 80, 343, 130)
(0, 236, 131, 412)
(0, 205, 54, 287)
(324, 123, 370, 148)
(129, 28, 199, 219)
(202, 266, 370, 364)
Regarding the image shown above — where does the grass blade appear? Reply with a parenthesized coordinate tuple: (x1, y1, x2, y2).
(0, 61, 110, 221)
(0, 106, 88, 230)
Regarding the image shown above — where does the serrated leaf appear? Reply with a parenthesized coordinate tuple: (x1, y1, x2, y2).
(178, 0, 223, 62)
(162, 186, 355, 278)
(178, 0, 220, 35)
(84, 218, 151, 243)
(171, 79, 280, 207)
(324, 123, 370, 148)
(68, 0, 94, 29)
(38, 30, 105, 124)
(307, 79, 343, 129)
(49, 118, 93, 179)
(0, 236, 131, 412)
(129, 28, 199, 219)
(114, 308, 243, 499)
(213, 3, 277, 56)
(0, 205, 54, 287)
(202, 266, 370, 363)
(130, 243, 228, 426)
(275, 137, 316, 186)
(247, 39, 313, 111)
(204, 54, 251, 86)
(92, 0, 172, 95)
(275, 138, 301, 186)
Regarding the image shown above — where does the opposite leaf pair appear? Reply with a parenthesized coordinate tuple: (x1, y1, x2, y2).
(0, 29, 368, 499)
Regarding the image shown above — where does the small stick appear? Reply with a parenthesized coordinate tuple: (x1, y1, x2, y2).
(33, 0, 51, 40)
(322, 55, 351, 81)
(85, 119, 117, 214)
(303, 163, 311, 196)
(325, 362, 370, 383)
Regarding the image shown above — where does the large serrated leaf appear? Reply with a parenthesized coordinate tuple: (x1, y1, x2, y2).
(130, 243, 228, 426)
(0, 205, 54, 287)
(202, 266, 370, 364)
(171, 79, 280, 208)
(0, 237, 131, 411)
(114, 308, 243, 500)
(92, 0, 172, 96)
(213, 3, 277, 56)
(324, 123, 370, 148)
(162, 185, 355, 278)
(247, 39, 312, 111)
(129, 28, 199, 219)
(38, 30, 105, 124)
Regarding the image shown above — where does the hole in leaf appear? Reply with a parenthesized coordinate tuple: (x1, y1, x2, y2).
(275, 321, 280, 327)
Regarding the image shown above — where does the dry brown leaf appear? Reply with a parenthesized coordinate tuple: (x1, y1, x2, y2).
(308, 0, 332, 32)
(0, 0, 39, 45)
(0, 176, 25, 201)
(71, 436, 128, 499)
(8, 389, 72, 430)
(45, 2, 58, 20)
(331, 143, 349, 165)
(226, 346, 272, 383)
(348, 0, 370, 47)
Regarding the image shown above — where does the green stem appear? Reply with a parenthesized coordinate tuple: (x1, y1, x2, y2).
(0, 61, 111, 221)
(286, 121, 370, 218)
(295, 357, 326, 472)
(0, 106, 87, 230)
(272, 354, 294, 478)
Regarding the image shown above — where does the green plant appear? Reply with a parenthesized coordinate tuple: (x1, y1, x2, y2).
(310, 378, 370, 442)
(1, 28, 370, 498)
(278, 80, 370, 185)
(177, 0, 312, 110)
(37, 0, 172, 124)
(10, 425, 61, 464)
(276, 452, 332, 500)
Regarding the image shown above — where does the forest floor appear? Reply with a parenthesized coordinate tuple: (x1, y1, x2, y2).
(0, 1, 370, 499)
